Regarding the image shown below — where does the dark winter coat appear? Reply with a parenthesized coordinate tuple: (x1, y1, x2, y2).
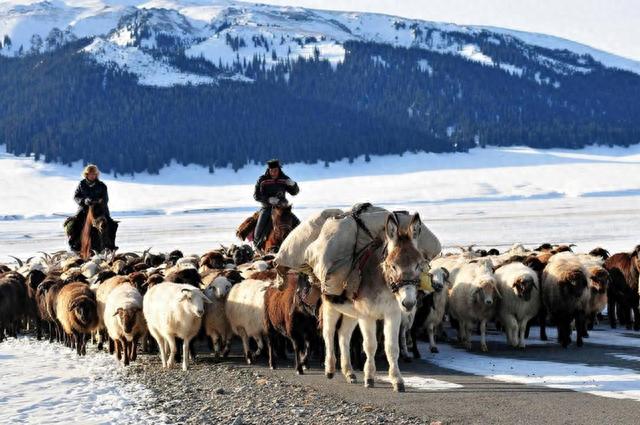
(253, 169, 299, 206)
(74, 179, 110, 216)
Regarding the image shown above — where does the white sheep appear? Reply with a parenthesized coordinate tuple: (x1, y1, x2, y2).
(203, 276, 234, 357)
(448, 259, 500, 352)
(225, 279, 271, 364)
(424, 266, 451, 353)
(143, 282, 212, 371)
(495, 262, 540, 348)
(104, 283, 146, 366)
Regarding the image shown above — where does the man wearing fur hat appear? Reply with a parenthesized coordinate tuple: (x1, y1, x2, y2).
(252, 159, 299, 250)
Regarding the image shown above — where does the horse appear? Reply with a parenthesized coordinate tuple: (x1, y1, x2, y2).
(236, 203, 299, 254)
(80, 204, 117, 259)
(321, 212, 424, 392)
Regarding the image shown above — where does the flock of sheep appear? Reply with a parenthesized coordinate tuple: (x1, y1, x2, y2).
(1, 222, 639, 393)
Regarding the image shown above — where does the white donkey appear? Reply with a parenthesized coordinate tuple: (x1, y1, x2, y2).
(322, 212, 424, 392)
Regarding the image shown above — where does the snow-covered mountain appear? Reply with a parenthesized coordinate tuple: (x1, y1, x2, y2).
(2, 0, 639, 87)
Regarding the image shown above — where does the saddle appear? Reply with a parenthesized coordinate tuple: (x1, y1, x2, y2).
(236, 211, 260, 241)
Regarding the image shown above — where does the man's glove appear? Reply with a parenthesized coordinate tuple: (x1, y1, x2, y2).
(285, 178, 296, 187)
(268, 197, 279, 206)
(84, 198, 92, 206)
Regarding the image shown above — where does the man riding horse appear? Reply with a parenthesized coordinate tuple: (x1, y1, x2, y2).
(253, 159, 300, 250)
(66, 164, 118, 252)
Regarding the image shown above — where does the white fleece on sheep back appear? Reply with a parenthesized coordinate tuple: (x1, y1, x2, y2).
(225, 279, 270, 340)
(275, 208, 344, 270)
(143, 282, 207, 342)
(104, 284, 145, 342)
(495, 262, 540, 321)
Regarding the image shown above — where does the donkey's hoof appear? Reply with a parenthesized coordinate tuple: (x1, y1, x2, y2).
(365, 379, 375, 388)
(430, 346, 439, 354)
(348, 374, 357, 384)
(394, 382, 406, 393)
(326, 372, 334, 379)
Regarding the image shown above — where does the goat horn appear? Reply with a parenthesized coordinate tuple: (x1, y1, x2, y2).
(8, 255, 23, 267)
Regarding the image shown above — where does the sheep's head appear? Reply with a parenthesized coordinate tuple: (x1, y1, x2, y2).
(513, 274, 537, 301)
(382, 213, 424, 312)
(233, 245, 254, 266)
(559, 269, 588, 298)
(589, 267, 610, 294)
(114, 307, 140, 334)
(633, 246, 640, 274)
(428, 267, 450, 292)
(474, 273, 500, 306)
(180, 288, 212, 318)
(69, 296, 97, 327)
(211, 277, 233, 299)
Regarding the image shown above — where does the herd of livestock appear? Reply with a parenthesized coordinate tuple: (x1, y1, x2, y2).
(0, 204, 639, 393)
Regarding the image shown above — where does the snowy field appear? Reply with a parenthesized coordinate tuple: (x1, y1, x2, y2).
(1, 143, 640, 420)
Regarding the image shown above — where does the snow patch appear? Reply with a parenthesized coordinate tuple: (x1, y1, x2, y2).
(423, 341, 640, 402)
(499, 63, 523, 77)
(417, 58, 433, 75)
(459, 44, 493, 65)
(0, 337, 167, 424)
(83, 38, 217, 87)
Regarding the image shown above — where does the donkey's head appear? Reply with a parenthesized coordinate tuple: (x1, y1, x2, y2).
(381, 212, 425, 312)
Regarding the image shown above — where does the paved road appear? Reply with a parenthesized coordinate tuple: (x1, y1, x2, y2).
(236, 326, 640, 424)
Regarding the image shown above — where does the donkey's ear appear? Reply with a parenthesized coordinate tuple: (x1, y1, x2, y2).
(409, 213, 422, 240)
(385, 214, 399, 244)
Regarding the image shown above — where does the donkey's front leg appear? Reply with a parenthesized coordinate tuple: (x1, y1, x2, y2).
(359, 318, 378, 388)
(322, 303, 340, 379)
(383, 313, 404, 392)
(338, 316, 358, 383)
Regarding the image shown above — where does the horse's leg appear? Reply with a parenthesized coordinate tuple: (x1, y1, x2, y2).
(338, 316, 358, 383)
(359, 318, 377, 388)
(383, 314, 404, 392)
(321, 303, 340, 379)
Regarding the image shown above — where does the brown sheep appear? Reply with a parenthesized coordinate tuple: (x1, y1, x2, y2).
(55, 282, 99, 355)
(604, 246, 640, 330)
(0, 272, 29, 341)
(541, 255, 589, 348)
(264, 273, 317, 374)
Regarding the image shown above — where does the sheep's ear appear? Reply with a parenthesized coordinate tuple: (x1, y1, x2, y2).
(409, 213, 422, 240)
(68, 301, 78, 312)
(202, 294, 213, 304)
(113, 307, 123, 317)
(441, 267, 450, 281)
(385, 214, 399, 244)
(180, 288, 192, 300)
(494, 284, 502, 299)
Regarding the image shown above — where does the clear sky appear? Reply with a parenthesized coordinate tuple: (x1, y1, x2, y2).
(257, 0, 640, 61)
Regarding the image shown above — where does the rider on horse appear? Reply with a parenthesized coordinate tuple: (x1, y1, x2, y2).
(66, 164, 118, 252)
(253, 159, 299, 250)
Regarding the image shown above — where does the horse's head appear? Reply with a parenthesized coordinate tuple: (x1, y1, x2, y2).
(381, 212, 425, 313)
(265, 204, 298, 253)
